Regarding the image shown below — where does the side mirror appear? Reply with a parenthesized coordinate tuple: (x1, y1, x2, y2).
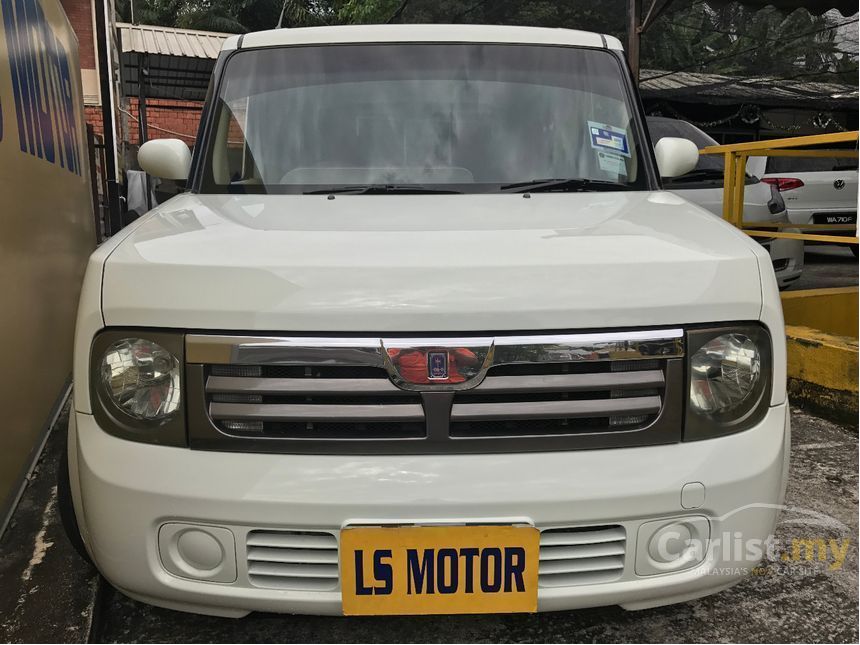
(138, 138, 191, 180)
(654, 137, 700, 178)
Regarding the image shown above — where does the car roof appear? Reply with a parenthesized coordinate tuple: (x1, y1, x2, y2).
(224, 24, 623, 53)
(646, 116, 715, 142)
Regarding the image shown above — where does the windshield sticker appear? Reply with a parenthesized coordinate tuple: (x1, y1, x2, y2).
(597, 151, 628, 175)
(588, 121, 631, 157)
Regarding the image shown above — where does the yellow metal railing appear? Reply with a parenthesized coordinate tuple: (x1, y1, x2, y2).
(699, 131, 859, 245)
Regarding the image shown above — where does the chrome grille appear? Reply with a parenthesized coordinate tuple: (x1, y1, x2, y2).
(539, 525, 627, 587)
(207, 365, 426, 439)
(450, 360, 664, 437)
(187, 330, 684, 454)
(246, 530, 339, 591)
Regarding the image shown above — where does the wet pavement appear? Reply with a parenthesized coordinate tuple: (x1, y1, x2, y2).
(1, 407, 857, 643)
(0, 406, 99, 643)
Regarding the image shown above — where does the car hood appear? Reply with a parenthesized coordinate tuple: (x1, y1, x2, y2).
(101, 192, 764, 332)
(667, 180, 779, 222)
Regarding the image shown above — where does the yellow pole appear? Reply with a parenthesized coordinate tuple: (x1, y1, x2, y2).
(732, 153, 747, 227)
(745, 230, 860, 244)
(723, 152, 735, 222)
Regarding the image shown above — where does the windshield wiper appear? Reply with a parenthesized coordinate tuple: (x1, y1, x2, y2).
(304, 184, 462, 195)
(499, 178, 636, 193)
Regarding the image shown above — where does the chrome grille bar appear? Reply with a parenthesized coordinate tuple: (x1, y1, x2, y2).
(461, 370, 664, 394)
(210, 402, 425, 423)
(187, 330, 684, 367)
(450, 396, 662, 422)
(187, 329, 685, 454)
(206, 376, 406, 396)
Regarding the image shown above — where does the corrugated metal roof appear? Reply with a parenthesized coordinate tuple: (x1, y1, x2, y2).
(710, 0, 855, 16)
(640, 69, 858, 108)
(117, 22, 230, 59)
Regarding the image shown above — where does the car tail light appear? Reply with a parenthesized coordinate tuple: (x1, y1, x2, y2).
(761, 177, 804, 191)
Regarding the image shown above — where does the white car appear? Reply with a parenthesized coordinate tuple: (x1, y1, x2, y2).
(61, 25, 789, 619)
(747, 154, 858, 254)
(648, 117, 804, 289)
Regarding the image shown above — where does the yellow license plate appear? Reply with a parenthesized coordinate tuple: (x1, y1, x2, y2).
(340, 525, 539, 616)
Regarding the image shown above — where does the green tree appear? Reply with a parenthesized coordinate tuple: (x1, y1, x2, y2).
(641, 4, 857, 84)
(115, 0, 857, 85)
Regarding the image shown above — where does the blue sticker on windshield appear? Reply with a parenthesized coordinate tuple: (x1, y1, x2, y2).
(588, 121, 630, 158)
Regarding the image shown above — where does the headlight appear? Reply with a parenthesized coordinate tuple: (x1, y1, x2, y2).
(100, 338, 180, 419)
(690, 334, 760, 414)
(685, 325, 772, 440)
(91, 331, 186, 446)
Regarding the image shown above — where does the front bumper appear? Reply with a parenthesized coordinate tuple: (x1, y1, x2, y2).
(762, 236, 804, 288)
(72, 403, 790, 618)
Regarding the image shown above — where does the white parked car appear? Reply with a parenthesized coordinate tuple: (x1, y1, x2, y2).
(747, 153, 858, 255)
(648, 117, 804, 289)
(61, 25, 789, 619)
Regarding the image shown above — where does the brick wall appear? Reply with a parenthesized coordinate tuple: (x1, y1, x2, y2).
(58, 0, 207, 148)
(84, 106, 103, 137)
(59, 0, 94, 70)
(124, 98, 203, 146)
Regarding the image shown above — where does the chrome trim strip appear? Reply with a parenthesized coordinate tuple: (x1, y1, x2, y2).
(491, 329, 683, 346)
(466, 370, 665, 394)
(186, 336, 386, 366)
(206, 370, 665, 397)
(210, 401, 425, 423)
(450, 396, 662, 422)
(206, 376, 408, 396)
(187, 330, 683, 361)
(187, 329, 685, 392)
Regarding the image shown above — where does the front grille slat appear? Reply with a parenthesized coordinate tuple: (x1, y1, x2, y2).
(539, 555, 625, 575)
(207, 376, 406, 396)
(247, 561, 339, 579)
(246, 546, 339, 564)
(540, 526, 626, 546)
(463, 370, 665, 394)
(210, 402, 425, 423)
(246, 531, 337, 550)
(539, 525, 626, 588)
(246, 530, 339, 592)
(450, 396, 662, 422)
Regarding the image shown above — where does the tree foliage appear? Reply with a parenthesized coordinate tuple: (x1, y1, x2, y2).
(641, 4, 857, 84)
(115, 0, 858, 84)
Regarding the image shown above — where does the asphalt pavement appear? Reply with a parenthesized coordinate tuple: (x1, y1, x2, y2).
(0, 407, 856, 644)
(786, 245, 858, 292)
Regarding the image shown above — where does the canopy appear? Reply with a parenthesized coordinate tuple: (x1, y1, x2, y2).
(117, 22, 229, 101)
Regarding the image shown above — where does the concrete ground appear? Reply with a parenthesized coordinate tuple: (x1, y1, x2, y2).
(0, 406, 856, 643)
(786, 245, 858, 292)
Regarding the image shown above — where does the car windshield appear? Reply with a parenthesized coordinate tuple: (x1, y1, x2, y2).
(199, 44, 650, 194)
